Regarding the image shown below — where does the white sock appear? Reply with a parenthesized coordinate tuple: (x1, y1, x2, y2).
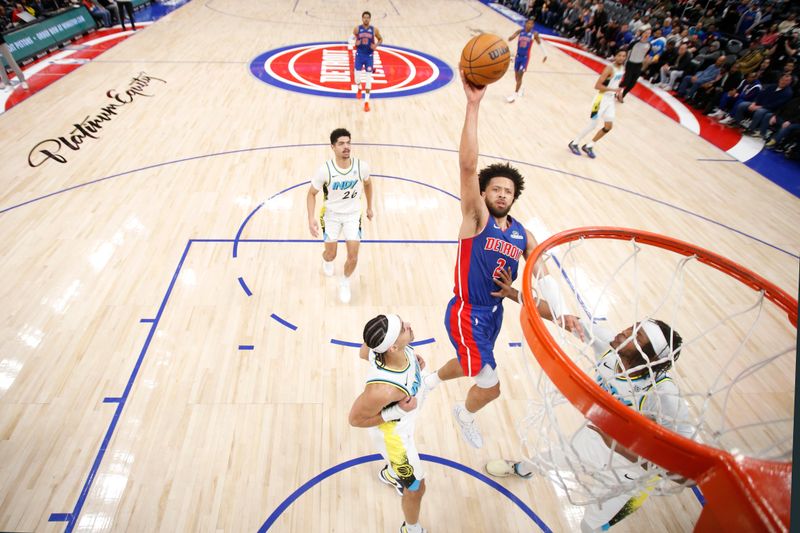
(364, 91, 370, 102)
(456, 402, 475, 422)
(573, 120, 598, 145)
(340, 275, 350, 286)
(404, 523, 422, 533)
(586, 141, 595, 148)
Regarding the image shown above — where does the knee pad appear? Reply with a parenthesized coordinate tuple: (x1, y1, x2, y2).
(474, 364, 499, 388)
(602, 125, 612, 133)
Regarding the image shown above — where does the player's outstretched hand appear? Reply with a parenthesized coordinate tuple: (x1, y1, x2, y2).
(398, 395, 417, 412)
(557, 314, 585, 341)
(308, 218, 320, 238)
(366, 207, 374, 221)
(460, 69, 486, 102)
(415, 353, 426, 370)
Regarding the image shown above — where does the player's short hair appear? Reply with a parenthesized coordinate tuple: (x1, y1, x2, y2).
(362, 10, 371, 18)
(478, 162, 525, 201)
(640, 319, 683, 373)
(330, 128, 351, 145)
(363, 315, 389, 363)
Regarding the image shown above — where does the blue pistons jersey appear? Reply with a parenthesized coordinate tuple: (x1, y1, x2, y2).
(356, 25, 375, 55)
(453, 217, 528, 307)
(517, 30, 535, 57)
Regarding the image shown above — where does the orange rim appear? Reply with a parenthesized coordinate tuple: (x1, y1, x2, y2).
(520, 227, 794, 532)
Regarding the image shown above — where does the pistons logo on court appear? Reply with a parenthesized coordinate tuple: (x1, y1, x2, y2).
(249, 42, 453, 99)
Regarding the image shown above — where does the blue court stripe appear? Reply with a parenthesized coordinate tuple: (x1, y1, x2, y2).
(238, 276, 253, 296)
(4, 142, 794, 259)
(139, 318, 154, 323)
(232, 203, 263, 258)
(696, 158, 738, 162)
(692, 485, 706, 505)
(329, 337, 436, 348)
(63, 240, 193, 533)
(270, 313, 298, 331)
(49, 513, 72, 522)
(330, 339, 361, 348)
(257, 453, 551, 532)
(102, 397, 122, 403)
(410, 338, 435, 346)
(509, 342, 523, 347)
(239, 345, 255, 351)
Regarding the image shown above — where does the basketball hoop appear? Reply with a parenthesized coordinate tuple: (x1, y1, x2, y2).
(519, 227, 794, 532)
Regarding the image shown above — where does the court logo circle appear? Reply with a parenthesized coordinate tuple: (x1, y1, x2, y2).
(249, 42, 453, 99)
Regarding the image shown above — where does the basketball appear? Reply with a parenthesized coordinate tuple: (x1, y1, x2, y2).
(460, 33, 511, 87)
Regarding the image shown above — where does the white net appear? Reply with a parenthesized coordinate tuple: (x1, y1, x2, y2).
(518, 234, 796, 511)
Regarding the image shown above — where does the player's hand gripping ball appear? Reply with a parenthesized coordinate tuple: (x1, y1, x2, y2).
(460, 33, 511, 87)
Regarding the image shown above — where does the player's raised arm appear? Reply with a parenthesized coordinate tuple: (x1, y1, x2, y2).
(508, 29, 521, 41)
(534, 32, 548, 62)
(458, 71, 488, 232)
(348, 384, 414, 428)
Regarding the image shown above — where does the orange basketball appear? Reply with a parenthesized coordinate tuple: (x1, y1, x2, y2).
(459, 33, 511, 87)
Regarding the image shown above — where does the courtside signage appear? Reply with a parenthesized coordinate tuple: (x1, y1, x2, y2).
(249, 42, 453, 98)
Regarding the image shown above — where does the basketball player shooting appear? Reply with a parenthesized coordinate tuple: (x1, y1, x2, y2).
(423, 71, 583, 449)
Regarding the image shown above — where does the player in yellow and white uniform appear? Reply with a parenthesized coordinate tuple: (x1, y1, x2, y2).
(349, 314, 431, 533)
(307, 128, 373, 303)
(486, 318, 693, 532)
(568, 49, 627, 158)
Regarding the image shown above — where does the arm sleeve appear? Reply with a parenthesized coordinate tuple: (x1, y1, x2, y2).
(310, 164, 328, 190)
(641, 381, 695, 439)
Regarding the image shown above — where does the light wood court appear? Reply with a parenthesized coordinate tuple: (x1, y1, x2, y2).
(0, 0, 796, 531)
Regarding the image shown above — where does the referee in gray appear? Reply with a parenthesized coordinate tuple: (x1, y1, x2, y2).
(620, 28, 652, 101)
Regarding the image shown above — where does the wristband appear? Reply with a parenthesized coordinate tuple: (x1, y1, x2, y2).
(381, 404, 404, 422)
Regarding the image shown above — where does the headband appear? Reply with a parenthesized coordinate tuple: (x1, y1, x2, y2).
(374, 314, 401, 353)
(641, 320, 669, 360)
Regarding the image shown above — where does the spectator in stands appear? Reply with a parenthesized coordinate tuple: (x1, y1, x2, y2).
(97, 0, 119, 26)
(0, 17, 30, 90)
(659, 42, 693, 89)
(677, 54, 726, 99)
(736, 2, 762, 37)
(688, 21, 706, 42)
(771, 31, 798, 72)
(754, 96, 800, 139)
(11, 2, 35, 23)
(723, 73, 794, 128)
(80, 0, 111, 27)
(646, 37, 674, 81)
(709, 69, 761, 118)
(612, 22, 634, 52)
(764, 60, 797, 86)
(560, 2, 581, 35)
(629, 11, 644, 33)
(662, 17, 674, 37)
(765, 97, 800, 150)
(691, 40, 723, 71)
(735, 40, 769, 76)
(777, 13, 797, 35)
(759, 23, 781, 48)
(699, 8, 717, 29)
